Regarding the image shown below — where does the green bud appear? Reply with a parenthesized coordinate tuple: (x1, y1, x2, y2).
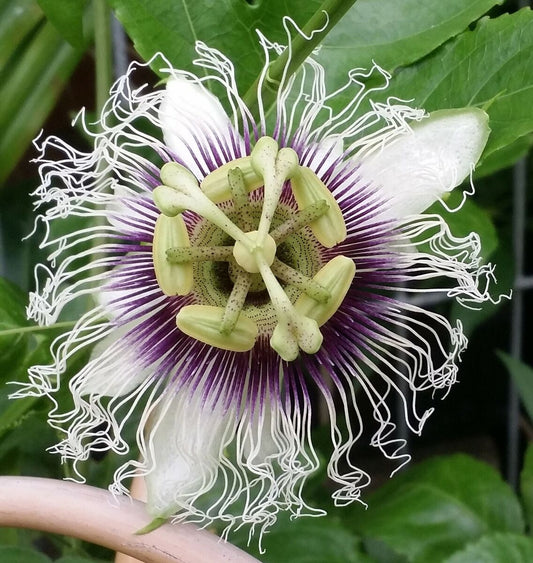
(152, 213, 193, 296)
(290, 166, 347, 248)
(176, 305, 258, 352)
(294, 256, 355, 326)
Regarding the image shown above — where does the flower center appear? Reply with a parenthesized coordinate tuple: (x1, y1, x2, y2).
(233, 231, 277, 274)
(151, 136, 355, 361)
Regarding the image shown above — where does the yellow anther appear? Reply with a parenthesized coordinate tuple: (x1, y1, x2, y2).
(152, 213, 193, 296)
(294, 255, 355, 326)
(200, 157, 263, 203)
(176, 305, 258, 352)
(290, 166, 347, 248)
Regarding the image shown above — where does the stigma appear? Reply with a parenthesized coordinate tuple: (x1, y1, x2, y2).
(151, 136, 355, 361)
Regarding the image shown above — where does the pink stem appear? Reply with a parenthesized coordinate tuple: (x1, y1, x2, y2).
(0, 477, 260, 563)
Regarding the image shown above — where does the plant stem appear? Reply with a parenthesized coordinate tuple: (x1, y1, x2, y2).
(0, 477, 259, 563)
(94, 0, 113, 118)
(242, 0, 358, 118)
(0, 321, 76, 338)
(89, 0, 114, 286)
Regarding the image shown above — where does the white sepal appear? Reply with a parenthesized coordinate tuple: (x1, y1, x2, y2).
(144, 388, 235, 518)
(78, 326, 148, 397)
(159, 78, 237, 178)
(358, 108, 490, 218)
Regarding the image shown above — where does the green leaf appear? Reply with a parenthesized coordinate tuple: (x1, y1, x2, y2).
(0, 20, 83, 185)
(56, 558, 109, 563)
(109, 0, 321, 89)
(0, 546, 50, 563)
(381, 9, 533, 168)
(475, 134, 533, 178)
(0, 276, 77, 443)
(318, 0, 501, 80)
(0, 277, 32, 375)
(37, 0, 87, 48)
(234, 512, 373, 563)
(450, 242, 512, 338)
(0, 408, 59, 476)
(426, 190, 498, 259)
(520, 444, 533, 534)
(0, 0, 44, 70)
(497, 353, 533, 423)
(442, 532, 533, 563)
(351, 454, 524, 563)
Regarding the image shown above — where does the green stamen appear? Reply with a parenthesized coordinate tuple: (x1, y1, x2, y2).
(270, 259, 330, 303)
(290, 165, 347, 248)
(227, 167, 253, 231)
(294, 256, 356, 326)
(166, 246, 233, 263)
(269, 200, 330, 243)
(152, 137, 352, 361)
(176, 304, 258, 352)
(220, 269, 252, 334)
(152, 213, 193, 296)
(200, 156, 263, 203)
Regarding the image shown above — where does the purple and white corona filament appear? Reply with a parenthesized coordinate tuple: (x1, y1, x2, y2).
(19, 31, 496, 535)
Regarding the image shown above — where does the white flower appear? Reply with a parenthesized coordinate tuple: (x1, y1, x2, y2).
(16, 29, 496, 539)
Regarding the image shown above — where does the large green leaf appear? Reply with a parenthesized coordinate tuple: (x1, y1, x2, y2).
(0, 0, 43, 70)
(0, 546, 50, 562)
(318, 0, 500, 82)
(520, 444, 533, 535)
(109, 0, 322, 89)
(37, 0, 87, 48)
(0, 277, 32, 376)
(426, 190, 498, 259)
(0, 19, 84, 186)
(351, 454, 524, 563)
(379, 9, 533, 172)
(234, 512, 373, 563)
(110, 0, 499, 97)
(443, 533, 533, 563)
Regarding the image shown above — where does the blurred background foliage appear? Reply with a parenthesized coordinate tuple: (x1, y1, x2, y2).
(1, 0, 533, 561)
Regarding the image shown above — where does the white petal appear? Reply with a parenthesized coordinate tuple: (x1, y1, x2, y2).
(358, 108, 490, 219)
(144, 389, 235, 518)
(159, 78, 239, 178)
(78, 327, 148, 397)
